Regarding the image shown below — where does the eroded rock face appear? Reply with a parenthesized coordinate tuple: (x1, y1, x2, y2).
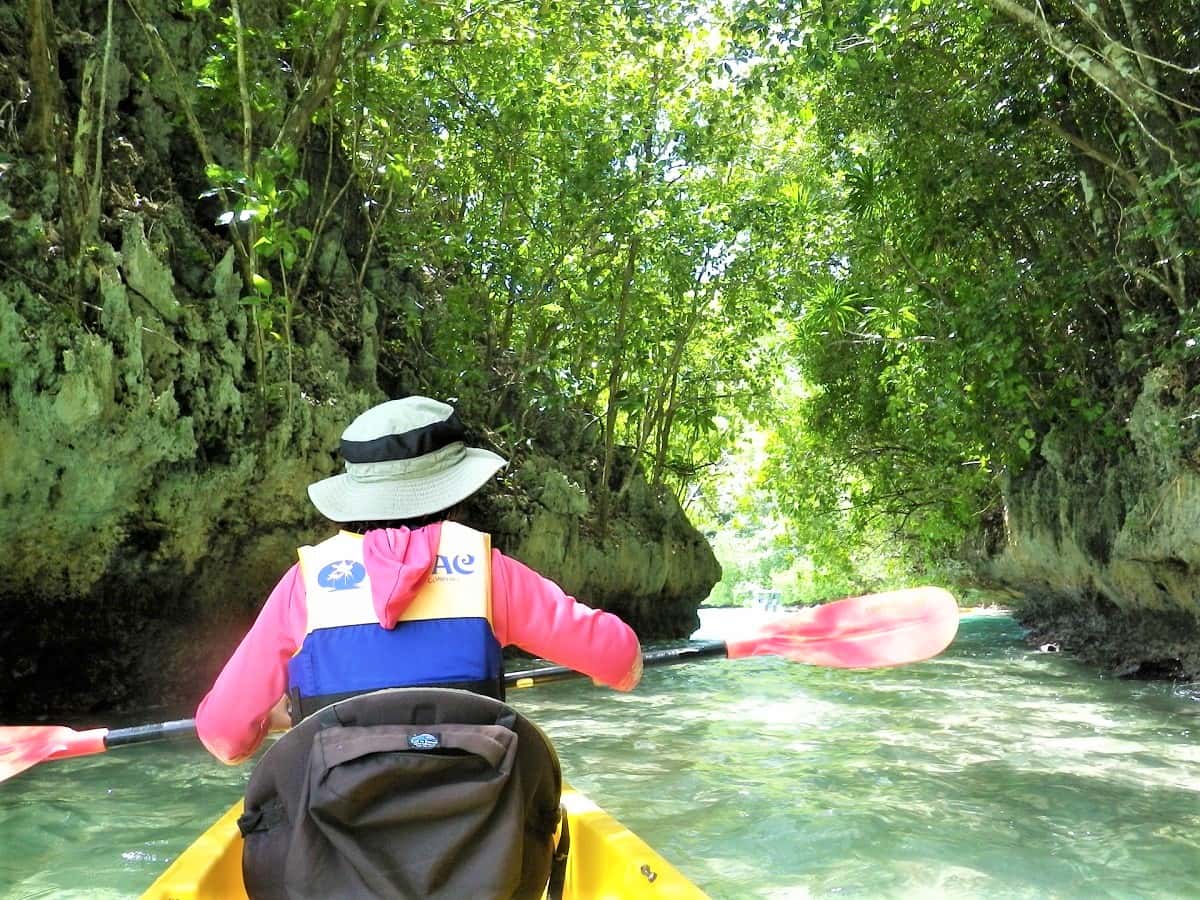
(0, 229, 718, 720)
(0, 225, 357, 717)
(985, 368, 1200, 678)
(0, 0, 719, 720)
(478, 455, 718, 639)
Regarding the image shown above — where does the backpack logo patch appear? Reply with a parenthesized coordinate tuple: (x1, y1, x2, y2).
(408, 733, 440, 750)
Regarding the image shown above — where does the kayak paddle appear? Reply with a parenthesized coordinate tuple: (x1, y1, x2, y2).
(0, 586, 958, 783)
(0, 720, 198, 785)
(508, 586, 959, 687)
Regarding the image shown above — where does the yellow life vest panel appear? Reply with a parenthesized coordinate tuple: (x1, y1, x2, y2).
(287, 523, 502, 719)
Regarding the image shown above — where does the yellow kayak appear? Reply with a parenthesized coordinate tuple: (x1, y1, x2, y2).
(142, 782, 707, 899)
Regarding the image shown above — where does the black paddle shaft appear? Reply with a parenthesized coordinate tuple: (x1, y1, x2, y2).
(105, 719, 199, 748)
(505, 641, 729, 689)
(97, 644, 732, 746)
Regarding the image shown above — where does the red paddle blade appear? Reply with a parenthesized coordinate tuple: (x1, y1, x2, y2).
(724, 587, 960, 668)
(0, 725, 109, 783)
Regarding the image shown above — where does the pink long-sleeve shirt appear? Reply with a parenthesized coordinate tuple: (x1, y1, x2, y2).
(196, 523, 642, 764)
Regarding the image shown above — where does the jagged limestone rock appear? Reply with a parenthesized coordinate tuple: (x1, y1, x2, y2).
(986, 366, 1200, 678)
(0, 0, 717, 718)
(0, 215, 718, 717)
(121, 217, 181, 323)
(482, 456, 718, 639)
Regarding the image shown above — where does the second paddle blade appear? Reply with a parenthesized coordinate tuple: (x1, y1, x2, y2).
(724, 586, 960, 669)
(0, 724, 109, 783)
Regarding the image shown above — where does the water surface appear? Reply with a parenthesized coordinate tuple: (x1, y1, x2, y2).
(1, 612, 1198, 898)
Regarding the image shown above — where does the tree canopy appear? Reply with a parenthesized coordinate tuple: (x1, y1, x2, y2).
(17, 0, 1200, 591)
(749, 0, 1198, 578)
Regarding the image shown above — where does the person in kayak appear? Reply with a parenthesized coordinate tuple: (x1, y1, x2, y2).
(195, 395, 643, 765)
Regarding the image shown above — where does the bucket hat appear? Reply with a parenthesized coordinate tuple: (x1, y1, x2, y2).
(307, 397, 506, 521)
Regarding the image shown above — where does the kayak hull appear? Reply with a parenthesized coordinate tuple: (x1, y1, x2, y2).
(141, 782, 707, 899)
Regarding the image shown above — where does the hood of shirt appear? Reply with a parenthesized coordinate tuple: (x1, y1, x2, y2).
(361, 523, 442, 628)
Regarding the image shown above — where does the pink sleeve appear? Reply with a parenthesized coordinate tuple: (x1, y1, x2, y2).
(491, 551, 641, 690)
(195, 564, 308, 764)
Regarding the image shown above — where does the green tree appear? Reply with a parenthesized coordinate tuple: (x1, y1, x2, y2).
(733, 0, 1198, 573)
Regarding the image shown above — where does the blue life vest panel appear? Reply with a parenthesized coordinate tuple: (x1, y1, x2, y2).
(288, 524, 502, 718)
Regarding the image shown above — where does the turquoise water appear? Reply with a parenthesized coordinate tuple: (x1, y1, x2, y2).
(2, 612, 1199, 898)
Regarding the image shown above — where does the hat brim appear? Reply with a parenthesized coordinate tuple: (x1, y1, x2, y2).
(307, 448, 506, 522)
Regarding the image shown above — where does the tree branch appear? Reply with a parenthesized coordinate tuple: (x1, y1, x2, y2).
(272, 3, 354, 152)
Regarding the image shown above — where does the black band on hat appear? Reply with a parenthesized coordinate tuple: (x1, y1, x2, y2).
(341, 411, 467, 463)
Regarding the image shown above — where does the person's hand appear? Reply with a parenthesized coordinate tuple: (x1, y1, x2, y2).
(265, 695, 292, 732)
(610, 652, 643, 692)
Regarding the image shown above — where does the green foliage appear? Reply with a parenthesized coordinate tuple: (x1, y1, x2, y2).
(715, 0, 1200, 570)
(306, 1, 812, 501)
(695, 424, 948, 606)
(88, 0, 1199, 580)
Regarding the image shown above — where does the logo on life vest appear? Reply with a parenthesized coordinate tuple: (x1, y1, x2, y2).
(317, 559, 367, 591)
(432, 553, 476, 576)
(408, 733, 440, 750)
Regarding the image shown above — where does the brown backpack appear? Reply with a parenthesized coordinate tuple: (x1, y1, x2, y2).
(237, 688, 566, 899)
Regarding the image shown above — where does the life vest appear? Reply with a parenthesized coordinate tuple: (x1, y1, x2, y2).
(287, 522, 504, 721)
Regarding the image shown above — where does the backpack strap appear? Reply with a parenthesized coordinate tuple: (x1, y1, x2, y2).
(236, 797, 286, 837)
(546, 806, 571, 900)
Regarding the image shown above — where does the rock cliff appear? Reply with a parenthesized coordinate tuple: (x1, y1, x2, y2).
(0, 0, 718, 719)
(984, 367, 1200, 679)
(0, 242, 719, 718)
